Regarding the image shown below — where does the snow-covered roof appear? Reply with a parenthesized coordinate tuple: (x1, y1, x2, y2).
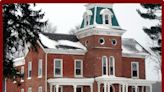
(39, 33, 87, 51)
(122, 38, 149, 55)
(13, 57, 25, 66)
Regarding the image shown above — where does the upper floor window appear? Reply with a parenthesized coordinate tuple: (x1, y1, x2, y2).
(21, 88, 24, 92)
(28, 62, 32, 79)
(38, 59, 42, 78)
(54, 59, 63, 77)
(75, 60, 83, 77)
(109, 56, 115, 76)
(102, 56, 108, 75)
(100, 8, 113, 25)
(38, 86, 42, 92)
(21, 66, 24, 81)
(131, 62, 139, 78)
(28, 87, 32, 92)
(83, 10, 92, 27)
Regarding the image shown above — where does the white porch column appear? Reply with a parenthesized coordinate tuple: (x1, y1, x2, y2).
(56, 85, 59, 92)
(149, 85, 152, 92)
(73, 85, 77, 92)
(135, 85, 138, 92)
(107, 83, 110, 92)
(125, 84, 128, 92)
(90, 85, 93, 92)
(122, 84, 125, 92)
(104, 83, 107, 92)
(119, 85, 121, 92)
(141, 86, 144, 92)
(98, 82, 100, 92)
(50, 84, 52, 92)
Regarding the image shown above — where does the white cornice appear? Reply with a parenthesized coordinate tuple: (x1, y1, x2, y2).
(44, 49, 87, 55)
(122, 53, 148, 58)
(85, 3, 113, 9)
(76, 26, 126, 39)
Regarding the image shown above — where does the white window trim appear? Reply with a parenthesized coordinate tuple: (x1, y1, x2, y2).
(109, 56, 115, 76)
(28, 62, 32, 79)
(131, 62, 139, 78)
(84, 15, 91, 27)
(54, 59, 63, 77)
(100, 8, 113, 26)
(38, 86, 42, 92)
(38, 59, 42, 78)
(21, 66, 24, 82)
(102, 56, 108, 75)
(28, 87, 32, 92)
(54, 86, 63, 92)
(74, 59, 83, 77)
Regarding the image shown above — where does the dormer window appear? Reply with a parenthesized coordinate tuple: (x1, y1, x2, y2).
(100, 8, 113, 25)
(83, 10, 93, 27)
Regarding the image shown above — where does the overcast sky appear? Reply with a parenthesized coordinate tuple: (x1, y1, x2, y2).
(35, 3, 161, 81)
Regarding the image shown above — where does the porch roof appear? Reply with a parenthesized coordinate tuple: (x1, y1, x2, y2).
(48, 78, 94, 86)
(95, 75, 156, 86)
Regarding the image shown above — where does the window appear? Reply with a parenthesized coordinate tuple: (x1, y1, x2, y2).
(28, 62, 32, 79)
(102, 56, 108, 75)
(21, 66, 24, 81)
(100, 8, 113, 25)
(54, 59, 63, 77)
(84, 15, 90, 27)
(131, 62, 139, 78)
(28, 87, 32, 92)
(105, 15, 109, 24)
(99, 38, 105, 45)
(75, 60, 83, 77)
(38, 86, 42, 92)
(111, 39, 117, 46)
(21, 88, 24, 92)
(109, 56, 115, 76)
(38, 59, 42, 78)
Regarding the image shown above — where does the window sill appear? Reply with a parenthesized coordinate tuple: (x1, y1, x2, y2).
(27, 77, 32, 80)
(75, 75, 83, 78)
(38, 76, 42, 78)
(21, 80, 24, 82)
(54, 75, 63, 78)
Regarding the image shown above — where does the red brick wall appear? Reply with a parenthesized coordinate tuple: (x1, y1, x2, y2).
(47, 54, 84, 78)
(24, 45, 46, 92)
(122, 57, 146, 79)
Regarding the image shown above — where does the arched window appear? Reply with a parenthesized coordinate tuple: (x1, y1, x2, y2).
(109, 56, 115, 76)
(100, 8, 113, 25)
(83, 10, 93, 27)
(102, 56, 108, 75)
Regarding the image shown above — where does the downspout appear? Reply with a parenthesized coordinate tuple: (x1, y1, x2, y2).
(45, 53, 47, 92)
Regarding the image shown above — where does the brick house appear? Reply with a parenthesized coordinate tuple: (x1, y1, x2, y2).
(6, 3, 156, 92)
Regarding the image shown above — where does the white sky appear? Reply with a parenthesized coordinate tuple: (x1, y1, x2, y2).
(35, 3, 161, 81)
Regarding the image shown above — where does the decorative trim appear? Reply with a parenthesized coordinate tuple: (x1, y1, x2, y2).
(76, 26, 125, 39)
(85, 4, 113, 9)
(48, 78, 94, 86)
(122, 53, 147, 58)
(44, 49, 86, 55)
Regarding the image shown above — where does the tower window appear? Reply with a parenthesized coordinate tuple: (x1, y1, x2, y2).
(99, 38, 105, 45)
(105, 15, 109, 24)
(109, 56, 115, 76)
(102, 56, 108, 75)
(83, 10, 92, 27)
(111, 39, 117, 46)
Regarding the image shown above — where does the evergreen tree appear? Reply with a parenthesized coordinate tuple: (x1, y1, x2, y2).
(3, 4, 46, 82)
(137, 4, 162, 76)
